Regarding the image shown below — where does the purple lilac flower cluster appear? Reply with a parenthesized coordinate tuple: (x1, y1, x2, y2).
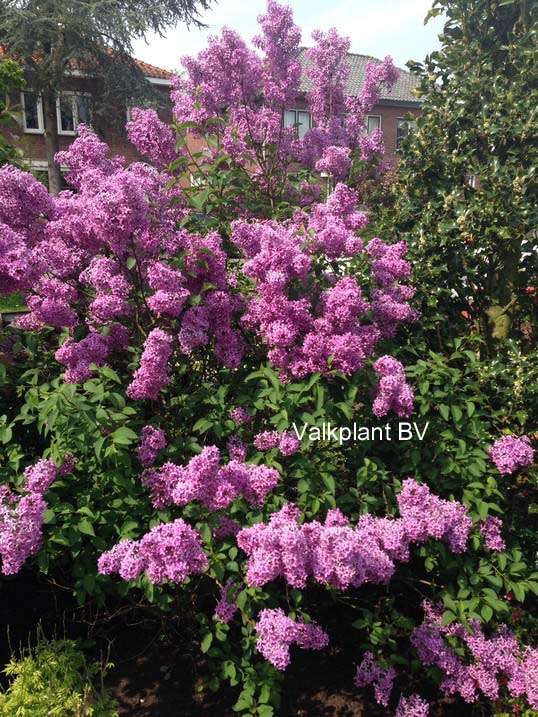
(126, 108, 176, 169)
(0, 459, 60, 575)
(214, 578, 237, 624)
(489, 435, 534, 475)
(231, 187, 416, 379)
(372, 356, 414, 418)
(0, 127, 243, 389)
(166, 1, 397, 181)
(127, 329, 174, 401)
(395, 694, 430, 717)
(229, 407, 251, 425)
(97, 519, 208, 584)
(140, 446, 279, 511)
(411, 600, 538, 709)
(254, 608, 329, 670)
(353, 652, 396, 706)
(236, 479, 472, 590)
(479, 516, 506, 552)
(137, 426, 167, 468)
(253, 430, 301, 455)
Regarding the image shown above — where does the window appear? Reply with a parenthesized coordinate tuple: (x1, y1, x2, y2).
(396, 117, 417, 150)
(21, 92, 44, 134)
(366, 115, 381, 135)
(56, 93, 92, 135)
(283, 109, 312, 139)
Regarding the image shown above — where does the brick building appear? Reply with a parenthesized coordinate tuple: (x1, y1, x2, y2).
(0, 50, 174, 173)
(288, 49, 422, 159)
(3, 49, 420, 171)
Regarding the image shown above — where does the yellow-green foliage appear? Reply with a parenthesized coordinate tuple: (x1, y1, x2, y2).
(0, 637, 118, 716)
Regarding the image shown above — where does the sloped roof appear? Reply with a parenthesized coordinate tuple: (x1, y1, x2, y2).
(0, 46, 172, 81)
(134, 58, 174, 80)
(298, 48, 422, 105)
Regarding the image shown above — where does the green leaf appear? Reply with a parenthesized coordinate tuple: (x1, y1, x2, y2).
(78, 519, 95, 537)
(200, 632, 213, 653)
(110, 427, 138, 445)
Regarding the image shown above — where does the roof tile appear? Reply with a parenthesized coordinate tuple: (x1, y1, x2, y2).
(298, 48, 422, 105)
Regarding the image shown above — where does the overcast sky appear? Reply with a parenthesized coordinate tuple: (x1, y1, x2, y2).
(132, 0, 445, 74)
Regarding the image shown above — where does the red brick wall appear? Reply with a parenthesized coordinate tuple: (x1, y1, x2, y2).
(2, 77, 172, 168)
(373, 103, 421, 159)
(2, 79, 420, 171)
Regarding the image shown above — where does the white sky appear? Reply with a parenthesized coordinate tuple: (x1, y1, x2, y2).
(132, 0, 445, 74)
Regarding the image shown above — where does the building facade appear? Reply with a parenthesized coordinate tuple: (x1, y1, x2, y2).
(3, 50, 421, 171)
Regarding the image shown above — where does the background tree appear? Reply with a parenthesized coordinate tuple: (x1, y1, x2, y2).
(387, 0, 537, 356)
(0, 57, 25, 166)
(0, 0, 212, 193)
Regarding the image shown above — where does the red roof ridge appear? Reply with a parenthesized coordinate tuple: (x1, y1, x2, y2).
(1, 46, 173, 81)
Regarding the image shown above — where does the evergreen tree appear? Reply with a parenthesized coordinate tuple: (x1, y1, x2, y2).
(0, 0, 211, 193)
(391, 0, 537, 355)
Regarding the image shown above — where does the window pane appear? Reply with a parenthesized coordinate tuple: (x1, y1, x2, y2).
(283, 110, 296, 128)
(367, 115, 380, 134)
(297, 111, 311, 139)
(23, 93, 40, 130)
(397, 118, 416, 149)
(76, 95, 91, 126)
(59, 96, 75, 132)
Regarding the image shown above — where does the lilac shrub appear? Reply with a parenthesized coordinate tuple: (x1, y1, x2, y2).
(0, 3, 536, 715)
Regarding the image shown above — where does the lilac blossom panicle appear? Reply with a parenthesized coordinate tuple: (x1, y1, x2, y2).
(140, 446, 279, 511)
(214, 578, 237, 623)
(0, 459, 61, 575)
(411, 600, 538, 710)
(230, 407, 251, 425)
(254, 430, 300, 455)
(127, 329, 174, 401)
(237, 479, 472, 593)
(395, 694, 430, 717)
(138, 426, 167, 468)
(479, 516, 506, 552)
(489, 435, 534, 475)
(354, 652, 396, 706)
(98, 519, 208, 584)
(255, 608, 329, 670)
(126, 108, 176, 168)
(372, 356, 414, 418)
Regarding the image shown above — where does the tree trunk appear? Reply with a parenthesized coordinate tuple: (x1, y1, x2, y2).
(42, 92, 62, 195)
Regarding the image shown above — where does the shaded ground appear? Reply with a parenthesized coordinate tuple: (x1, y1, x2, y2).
(0, 572, 475, 717)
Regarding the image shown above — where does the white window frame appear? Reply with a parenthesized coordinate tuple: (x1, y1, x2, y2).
(283, 109, 312, 139)
(21, 91, 44, 134)
(366, 115, 382, 135)
(396, 117, 417, 150)
(56, 91, 92, 136)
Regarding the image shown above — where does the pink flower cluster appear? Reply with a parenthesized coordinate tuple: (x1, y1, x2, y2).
(97, 519, 208, 584)
(372, 356, 414, 418)
(412, 601, 538, 709)
(165, 1, 397, 182)
(140, 446, 279, 511)
(236, 479, 472, 590)
(214, 578, 237, 624)
(489, 435, 534, 475)
(255, 608, 329, 670)
(395, 695, 430, 717)
(138, 426, 167, 468)
(354, 652, 396, 706)
(229, 407, 251, 425)
(126, 108, 176, 169)
(0, 459, 59, 575)
(127, 329, 174, 401)
(253, 430, 301, 455)
(231, 187, 416, 379)
(479, 516, 506, 552)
